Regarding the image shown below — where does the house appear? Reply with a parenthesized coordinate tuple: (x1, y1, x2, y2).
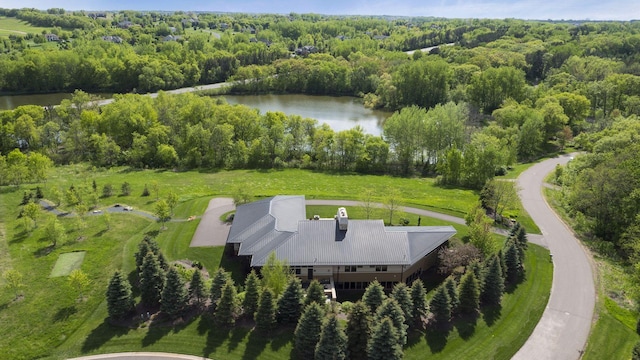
(294, 45, 318, 56)
(226, 196, 456, 295)
(118, 21, 133, 29)
(102, 35, 123, 44)
(162, 35, 180, 42)
(45, 33, 60, 42)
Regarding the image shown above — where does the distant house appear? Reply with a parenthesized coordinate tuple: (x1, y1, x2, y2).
(118, 20, 133, 29)
(162, 35, 180, 42)
(373, 35, 389, 40)
(102, 35, 123, 44)
(45, 33, 60, 42)
(169, 26, 177, 33)
(295, 45, 318, 56)
(226, 196, 456, 295)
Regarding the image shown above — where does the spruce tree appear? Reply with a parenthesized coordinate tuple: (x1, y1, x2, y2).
(215, 280, 239, 327)
(304, 279, 326, 307)
(277, 277, 304, 324)
(391, 283, 413, 326)
(346, 301, 372, 360)
(362, 280, 386, 313)
(458, 271, 480, 315)
(161, 267, 188, 319)
(139, 251, 166, 308)
(516, 226, 528, 253)
(482, 256, 505, 306)
(375, 298, 407, 346)
(210, 267, 230, 310)
(106, 270, 135, 320)
(429, 285, 452, 326)
(242, 270, 261, 320)
(135, 240, 150, 273)
(136, 237, 169, 273)
(367, 317, 403, 360)
(294, 303, 325, 359)
(255, 288, 277, 332)
(410, 279, 427, 327)
(189, 269, 206, 307)
(444, 277, 460, 315)
(468, 260, 484, 293)
(315, 315, 347, 360)
(503, 241, 523, 284)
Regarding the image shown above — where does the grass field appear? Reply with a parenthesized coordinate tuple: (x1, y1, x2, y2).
(0, 16, 51, 36)
(49, 251, 86, 277)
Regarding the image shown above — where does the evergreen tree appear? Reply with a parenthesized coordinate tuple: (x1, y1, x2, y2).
(210, 267, 230, 310)
(255, 288, 277, 332)
(277, 277, 304, 324)
(242, 270, 261, 320)
(375, 298, 408, 346)
(391, 283, 413, 326)
(468, 260, 484, 293)
(161, 267, 188, 319)
(429, 285, 452, 326)
(503, 241, 523, 283)
(135, 240, 150, 273)
(367, 317, 403, 360)
(315, 315, 347, 360)
(482, 256, 505, 306)
(362, 280, 386, 313)
(139, 251, 166, 308)
(516, 225, 528, 253)
(188, 269, 206, 307)
(346, 301, 372, 360)
(304, 279, 326, 307)
(444, 277, 460, 315)
(633, 340, 640, 360)
(410, 279, 427, 327)
(215, 280, 239, 327)
(106, 270, 135, 320)
(458, 271, 480, 315)
(294, 303, 325, 359)
(135, 237, 168, 273)
(509, 221, 521, 238)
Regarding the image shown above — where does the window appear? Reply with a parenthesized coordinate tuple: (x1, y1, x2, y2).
(344, 266, 356, 272)
(294, 268, 301, 275)
(375, 265, 388, 272)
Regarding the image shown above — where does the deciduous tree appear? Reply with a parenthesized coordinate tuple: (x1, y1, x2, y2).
(68, 269, 91, 301)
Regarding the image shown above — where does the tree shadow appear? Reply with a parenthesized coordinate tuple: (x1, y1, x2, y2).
(203, 325, 229, 358)
(481, 304, 502, 327)
(141, 320, 172, 347)
(82, 319, 130, 353)
(425, 324, 450, 354)
(453, 312, 478, 340)
(53, 306, 77, 323)
(127, 270, 140, 297)
(270, 327, 293, 352)
(228, 326, 250, 352)
(33, 245, 55, 257)
(241, 330, 270, 360)
(406, 328, 424, 348)
(9, 229, 29, 244)
(145, 229, 160, 238)
(94, 228, 108, 237)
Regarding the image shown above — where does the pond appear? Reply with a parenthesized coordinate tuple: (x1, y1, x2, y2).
(221, 94, 390, 136)
(0, 92, 111, 111)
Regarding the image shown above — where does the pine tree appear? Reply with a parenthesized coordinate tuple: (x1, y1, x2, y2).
(482, 256, 505, 306)
(135, 240, 151, 273)
(255, 288, 277, 332)
(346, 301, 372, 360)
(294, 303, 325, 359)
(315, 315, 347, 360)
(458, 271, 480, 315)
(189, 269, 206, 307)
(410, 279, 427, 327)
(516, 226, 528, 253)
(391, 283, 413, 326)
(215, 280, 239, 327)
(304, 279, 326, 307)
(468, 260, 484, 293)
(429, 285, 451, 326)
(503, 241, 523, 284)
(161, 267, 188, 319)
(139, 251, 166, 308)
(509, 221, 521, 237)
(277, 277, 304, 324)
(367, 317, 403, 360)
(242, 270, 261, 320)
(135, 237, 169, 273)
(210, 267, 230, 310)
(362, 280, 386, 313)
(375, 298, 408, 346)
(444, 277, 460, 315)
(106, 270, 135, 320)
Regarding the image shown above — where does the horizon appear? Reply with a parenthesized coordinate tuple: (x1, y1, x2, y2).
(1, 0, 639, 21)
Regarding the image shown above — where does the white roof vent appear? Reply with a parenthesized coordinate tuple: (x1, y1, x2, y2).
(337, 207, 348, 231)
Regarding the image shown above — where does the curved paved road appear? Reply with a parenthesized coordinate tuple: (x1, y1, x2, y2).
(512, 154, 595, 360)
(68, 352, 211, 360)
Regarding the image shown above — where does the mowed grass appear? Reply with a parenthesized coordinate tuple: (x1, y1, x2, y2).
(49, 251, 86, 277)
(0, 16, 51, 36)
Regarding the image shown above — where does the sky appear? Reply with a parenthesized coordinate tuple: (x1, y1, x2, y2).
(2, 0, 639, 21)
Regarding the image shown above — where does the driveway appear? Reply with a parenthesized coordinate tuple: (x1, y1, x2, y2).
(189, 197, 234, 247)
(512, 154, 595, 360)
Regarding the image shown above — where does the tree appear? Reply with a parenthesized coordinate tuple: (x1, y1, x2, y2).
(382, 106, 426, 175)
(362, 280, 386, 314)
(255, 288, 277, 332)
(294, 303, 325, 359)
(154, 199, 171, 229)
(367, 317, 403, 360)
(304, 279, 326, 307)
(103, 210, 112, 231)
(481, 180, 519, 222)
(23, 201, 40, 229)
(210, 267, 231, 310)
(49, 187, 62, 207)
(633, 341, 640, 360)
(106, 270, 135, 320)
(45, 217, 66, 247)
(141, 184, 150, 197)
(68, 269, 91, 301)
(135, 237, 168, 273)
(359, 188, 377, 219)
(503, 241, 523, 283)
(315, 315, 347, 360)
(375, 298, 408, 347)
(166, 191, 178, 215)
(346, 301, 372, 360)
(444, 277, 460, 315)
(390, 283, 413, 325)
(277, 277, 304, 324)
(458, 271, 480, 315)
(260, 251, 291, 297)
(482, 256, 505, 306)
(161, 267, 188, 319)
(151, 180, 160, 200)
(438, 243, 482, 276)
(121, 182, 131, 196)
(466, 202, 497, 257)
(383, 189, 402, 225)
(102, 184, 113, 198)
(3, 269, 24, 300)
(242, 270, 261, 320)
(189, 269, 206, 308)
(139, 252, 166, 308)
(429, 285, 451, 326)
(410, 279, 427, 327)
(215, 280, 239, 327)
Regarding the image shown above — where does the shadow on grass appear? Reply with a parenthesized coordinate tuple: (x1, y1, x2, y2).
(94, 228, 108, 237)
(271, 326, 293, 352)
(453, 312, 478, 340)
(53, 306, 77, 323)
(82, 319, 130, 353)
(241, 330, 270, 360)
(481, 304, 502, 327)
(425, 323, 451, 354)
(145, 229, 160, 238)
(141, 321, 172, 347)
(33, 245, 55, 257)
(228, 326, 250, 352)
(203, 325, 230, 358)
(127, 270, 140, 298)
(9, 228, 29, 244)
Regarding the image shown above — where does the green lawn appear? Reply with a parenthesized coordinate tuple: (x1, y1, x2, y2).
(0, 16, 51, 36)
(49, 251, 86, 277)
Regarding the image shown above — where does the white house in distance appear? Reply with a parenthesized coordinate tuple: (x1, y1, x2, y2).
(226, 195, 456, 296)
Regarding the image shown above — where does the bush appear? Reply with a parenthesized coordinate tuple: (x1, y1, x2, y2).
(141, 184, 150, 197)
(102, 184, 113, 198)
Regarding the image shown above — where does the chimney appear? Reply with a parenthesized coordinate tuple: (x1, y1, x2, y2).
(337, 207, 348, 231)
